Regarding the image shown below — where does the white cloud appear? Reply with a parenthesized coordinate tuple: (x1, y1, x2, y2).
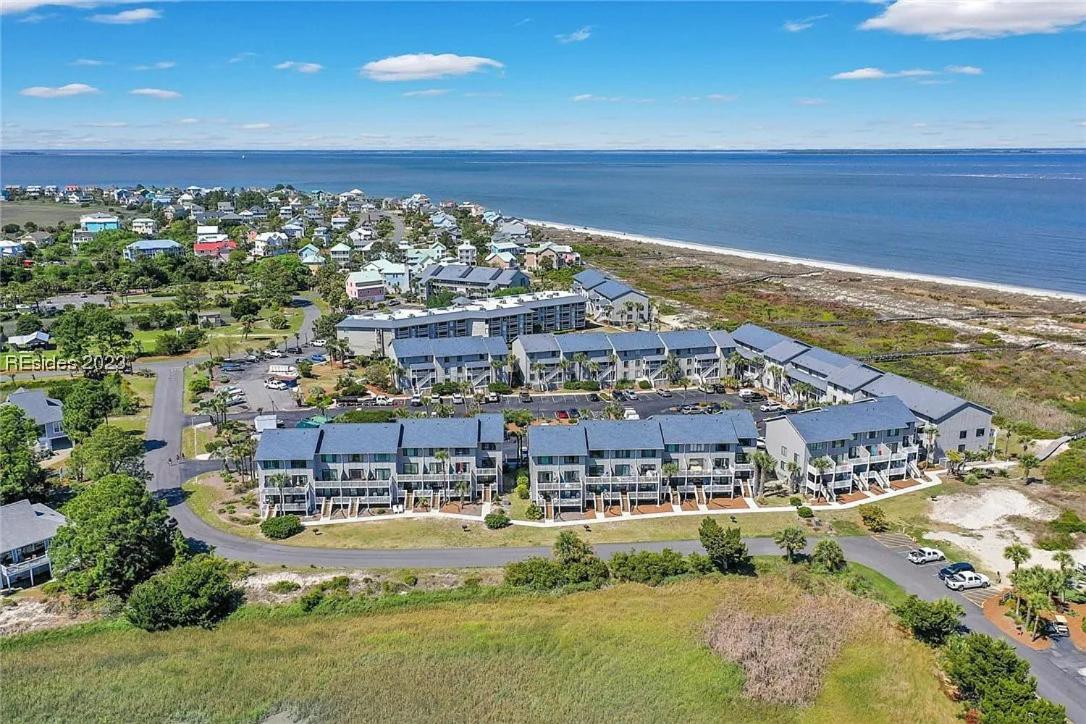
(361, 53, 503, 82)
(795, 97, 828, 106)
(861, 0, 1086, 39)
(71, 58, 108, 66)
(177, 117, 200, 124)
(679, 94, 738, 102)
(239, 123, 271, 130)
(83, 121, 128, 127)
(945, 64, 983, 75)
(783, 14, 827, 32)
(514, 18, 532, 27)
(130, 87, 181, 99)
(228, 52, 256, 64)
(556, 26, 592, 43)
(275, 60, 323, 74)
(17, 12, 56, 23)
(572, 94, 654, 104)
(88, 7, 160, 24)
(831, 67, 936, 80)
(134, 60, 176, 70)
(20, 83, 99, 98)
(403, 89, 449, 97)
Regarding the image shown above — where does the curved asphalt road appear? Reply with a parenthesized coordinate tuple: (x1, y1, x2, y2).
(140, 298, 1086, 720)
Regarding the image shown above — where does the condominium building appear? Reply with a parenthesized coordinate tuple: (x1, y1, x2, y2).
(511, 329, 736, 390)
(389, 337, 510, 392)
(255, 415, 505, 518)
(336, 291, 586, 357)
(417, 263, 530, 300)
(527, 411, 757, 516)
(764, 396, 922, 501)
(123, 238, 183, 262)
(730, 322, 993, 462)
(573, 269, 650, 326)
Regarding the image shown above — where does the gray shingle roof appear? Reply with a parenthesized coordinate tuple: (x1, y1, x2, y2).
(609, 331, 664, 353)
(763, 339, 809, 364)
(528, 424, 589, 457)
(730, 323, 792, 353)
(5, 388, 63, 426)
(583, 420, 664, 451)
(827, 364, 884, 391)
(515, 334, 562, 354)
(554, 333, 613, 355)
(477, 413, 505, 444)
(591, 280, 641, 301)
(255, 428, 321, 461)
(655, 412, 753, 445)
(860, 373, 991, 421)
(400, 418, 480, 448)
(319, 424, 401, 454)
(790, 346, 855, 377)
(784, 397, 916, 444)
(390, 336, 508, 360)
(0, 500, 66, 553)
(573, 269, 608, 289)
(657, 330, 715, 351)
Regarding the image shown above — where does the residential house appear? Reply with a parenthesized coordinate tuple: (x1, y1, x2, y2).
(336, 291, 587, 357)
(329, 242, 353, 267)
(312, 226, 331, 245)
(389, 336, 510, 392)
(298, 244, 326, 269)
(331, 214, 351, 230)
(523, 241, 580, 270)
(254, 415, 505, 517)
(486, 251, 519, 270)
(0, 239, 26, 257)
(19, 231, 55, 247)
(764, 396, 921, 501)
(457, 241, 478, 265)
(345, 269, 386, 303)
(8, 331, 52, 350)
(364, 258, 411, 294)
(0, 500, 67, 588)
(193, 238, 237, 259)
(79, 212, 120, 233)
(252, 231, 290, 258)
(5, 388, 67, 451)
(124, 238, 183, 262)
(573, 269, 650, 326)
(131, 218, 157, 236)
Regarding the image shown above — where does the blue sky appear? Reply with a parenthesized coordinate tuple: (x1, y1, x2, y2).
(2, 1, 1084, 149)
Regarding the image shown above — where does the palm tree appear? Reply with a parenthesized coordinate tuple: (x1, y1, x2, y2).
(434, 448, 450, 503)
(271, 472, 290, 514)
(455, 478, 470, 511)
(1018, 454, 1040, 482)
(587, 360, 600, 383)
(923, 425, 940, 461)
(785, 460, 802, 494)
(773, 527, 807, 564)
(1003, 542, 1031, 572)
(660, 354, 681, 385)
(1053, 551, 1075, 604)
(750, 450, 777, 496)
(572, 352, 589, 381)
(811, 456, 833, 496)
(602, 402, 624, 420)
(727, 351, 744, 381)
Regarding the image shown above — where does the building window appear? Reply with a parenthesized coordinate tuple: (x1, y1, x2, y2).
(976, 428, 986, 437)
(959, 430, 968, 439)
(537, 456, 553, 465)
(957, 444, 966, 452)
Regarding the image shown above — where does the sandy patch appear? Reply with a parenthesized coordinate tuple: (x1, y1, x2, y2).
(241, 569, 497, 604)
(927, 487, 1085, 576)
(0, 599, 96, 637)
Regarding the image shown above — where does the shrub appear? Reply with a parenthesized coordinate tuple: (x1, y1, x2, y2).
(402, 573, 418, 587)
(964, 473, 979, 486)
(484, 509, 511, 529)
(893, 595, 964, 646)
(859, 505, 890, 533)
(515, 482, 530, 500)
(188, 375, 211, 395)
(487, 382, 512, 394)
(637, 380, 651, 390)
(686, 552, 715, 575)
(562, 380, 600, 391)
(505, 532, 608, 590)
(796, 506, 814, 519)
(261, 515, 303, 539)
(609, 548, 689, 585)
(124, 555, 241, 631)
(504, 557, 566, 590)
(268, 314, 288, 329)
(810, 539, 846, 573)
(698, 518, 751, 574)
(525, 503, 544, 521)
(789, 496, 802, 507)
(267, 580, 301, 594)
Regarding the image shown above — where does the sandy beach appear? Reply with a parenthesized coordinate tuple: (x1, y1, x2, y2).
(526, 218, 1086, 303)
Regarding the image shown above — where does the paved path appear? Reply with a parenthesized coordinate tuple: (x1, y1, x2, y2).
(139, 301, 1086, 720)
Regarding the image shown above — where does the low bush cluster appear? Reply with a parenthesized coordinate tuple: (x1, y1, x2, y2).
(796, 505, 814, 519)
(609, 548, 702, 585)
(124, 555, 241, 631)
(562, 380, 600, 391)
(859, 505, 890, 532)
(484, 509, 511, 529)
(893, 595, 964, 646)
(261, 515, 303, 540)
(524, 502, 544, 521)
(504, 532, 610, 591)
(487, 382, 512, 394)
(267, 580, 301, 594)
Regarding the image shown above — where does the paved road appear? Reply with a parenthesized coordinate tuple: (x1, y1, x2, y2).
(139, 299, 1086, 719)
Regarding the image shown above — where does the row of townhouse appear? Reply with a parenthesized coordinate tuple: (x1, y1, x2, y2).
(527, 412, 759, 515)
(389, 336, 511, 392)
(255, 416, 506, 518)
(731, 323, 994, 462)
(335, 291, 587, 357)
(511, 329, 737, 390)
(765, 396, 923, 501)
(572, 269, 651, 326)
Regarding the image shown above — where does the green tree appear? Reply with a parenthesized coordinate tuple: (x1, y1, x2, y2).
(1003, 542, 1031, 572)
(0, 405, 47, 503)
(230, 295, 260, 319)
(893, 595, 964, 646)
(810, 538, 846, 573)
(124, 554, 241, 631)
(49, 474, 178, 598)
(773, 526, 807, 563)
(1018, 454, 1040, 481)
(698, 518, 751, 573)
(68, 424, 146, 482)
(61, 379, 119, 441)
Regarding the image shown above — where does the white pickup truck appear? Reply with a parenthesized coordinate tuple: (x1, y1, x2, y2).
(907, 547, 946, 565)
(945, 571, 990, 591)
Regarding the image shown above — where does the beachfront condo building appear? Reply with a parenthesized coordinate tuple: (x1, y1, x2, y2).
(255, 415, 505, 518)
(527, 412, 758, 517)
(511, 329, 737, 390)
(573, 269, 651, 326)
(389, 337, 511, 392)
(729, 323, 993, 463)
(764, 397, 922, 501)
(417, 263, 530, 301)
(335, 291, 586, 357)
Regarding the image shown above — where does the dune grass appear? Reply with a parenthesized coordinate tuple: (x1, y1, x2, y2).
(0, 575, 955, 724)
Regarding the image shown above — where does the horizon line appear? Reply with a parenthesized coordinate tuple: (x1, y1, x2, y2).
(3, 146, 1086, 154)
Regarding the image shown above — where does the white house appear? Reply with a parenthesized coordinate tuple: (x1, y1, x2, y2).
(252, 231, 290, 258)
(131, 218, 158, 236)
(5, 388, 67, 451)
(0, 239, 26, 257)
(0, 500, 67, 588)
(123, 238, 183, 262)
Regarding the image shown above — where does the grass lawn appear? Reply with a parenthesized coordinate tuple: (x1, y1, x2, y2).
(183, 475, 951, 549)
(181, 424, 217, 458)
(0, 576, 955, 723)
(0, 200, 130, 227)
(110, 374, 156, 434)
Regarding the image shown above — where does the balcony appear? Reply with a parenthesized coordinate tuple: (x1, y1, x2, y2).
(259, 485, 310, 495)
(585, 474, 658, 484)
(1, 555, 51, 576)
(397, 472, 473, 484)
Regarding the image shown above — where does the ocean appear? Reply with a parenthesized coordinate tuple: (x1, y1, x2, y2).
(2, 150, 1084, 294)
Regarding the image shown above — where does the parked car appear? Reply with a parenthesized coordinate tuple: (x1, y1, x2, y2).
(221, 363, 242, 372)
(245, 353, 259, 362)
(907, 547, 946, 565)
(519, 392, 532, 403)
(587, 392, 600, 402)
(657, 389, 673, 398)
(709, 383, 727, 394)
(623, 407, 640, 420)
(1050, 615, 1070, 637)
(266, 349, 284, 358)
(409, 394, 422, 407)
(938, 562, 975, 580)
(760, 402, 784, 413)
(312, 339, 327, 347)
(555, 410, 570, 421)
(308, 354, 327, 363)
(626, 390, 639, 400)
(486, 392, 501, 403)
(452, 393, 465, 405)
(567, 408, 580, 420)
(945, 571, 990, 591)
(373, 395, 392, 406)
(264, 379, 288, 390)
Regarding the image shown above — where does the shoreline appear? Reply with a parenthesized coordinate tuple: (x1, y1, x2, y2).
(525, 218, 1086, 303)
